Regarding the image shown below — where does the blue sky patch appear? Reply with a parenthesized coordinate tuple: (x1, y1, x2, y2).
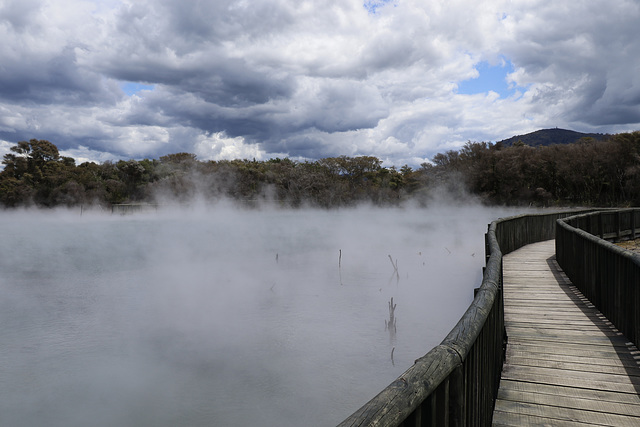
(457, 60, 522, 98)
(120, 82, 156, 96)
(364, 0, 393, 14)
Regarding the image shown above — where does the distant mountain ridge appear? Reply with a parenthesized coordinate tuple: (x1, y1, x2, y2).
(498, 128, 608, 147)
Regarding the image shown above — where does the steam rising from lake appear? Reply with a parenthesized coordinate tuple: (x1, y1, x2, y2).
(0, 203, 518, 426)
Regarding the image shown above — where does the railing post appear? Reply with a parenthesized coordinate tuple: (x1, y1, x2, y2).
(449, 365, 465, 427)
(599, 212, 604, 239)
(485, 229, 490, 264)
(436, 378, 450, 426)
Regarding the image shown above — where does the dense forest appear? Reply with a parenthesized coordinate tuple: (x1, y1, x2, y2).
(1, 131, 639, 209)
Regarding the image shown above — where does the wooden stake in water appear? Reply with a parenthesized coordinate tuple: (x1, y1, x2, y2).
(388, 297, 397, 332)
(339, 249, 343, 285)
(386, 297, 397, 346)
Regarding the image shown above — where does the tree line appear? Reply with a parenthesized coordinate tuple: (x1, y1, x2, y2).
(424, 132, 640, 206)
(1, 131, 639, 209)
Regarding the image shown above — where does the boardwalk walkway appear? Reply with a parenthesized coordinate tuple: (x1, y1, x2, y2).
(492, 240, 640, 426)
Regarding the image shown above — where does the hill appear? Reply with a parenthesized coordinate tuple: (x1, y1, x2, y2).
(498, 128, 608, 147)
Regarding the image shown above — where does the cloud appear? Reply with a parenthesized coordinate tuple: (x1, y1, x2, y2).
(0, 139, 14, 162)
(498, 0, 640, 128)
(0, 0, 639, 167)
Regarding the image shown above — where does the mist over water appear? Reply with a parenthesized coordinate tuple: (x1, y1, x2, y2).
(0, 203, 519, 426)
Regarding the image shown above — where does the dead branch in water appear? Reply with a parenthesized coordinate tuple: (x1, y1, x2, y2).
(388, 255, 399, 281)
(386, 297, 397, 332)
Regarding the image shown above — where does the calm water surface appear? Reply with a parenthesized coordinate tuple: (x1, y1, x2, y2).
(0, 205, 514, 426)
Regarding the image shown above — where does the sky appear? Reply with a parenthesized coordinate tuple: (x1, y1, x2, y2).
(0, 0, 639, 168)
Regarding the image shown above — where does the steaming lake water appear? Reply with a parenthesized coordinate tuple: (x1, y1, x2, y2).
(0, 205, 516, 426)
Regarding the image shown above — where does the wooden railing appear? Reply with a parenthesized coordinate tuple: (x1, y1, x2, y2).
(556, 209, 640, 349)
(338, 209, 592, 427)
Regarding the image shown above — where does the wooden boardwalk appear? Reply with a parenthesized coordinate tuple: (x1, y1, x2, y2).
(493, 240, 640, 426)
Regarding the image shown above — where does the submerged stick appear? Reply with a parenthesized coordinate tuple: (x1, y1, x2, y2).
(391, 347, 395, 366)
(388, 255, 398, 272)
(388, 255, 399, 281)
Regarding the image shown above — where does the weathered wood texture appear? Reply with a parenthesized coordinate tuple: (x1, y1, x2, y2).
(493, 240, 640, 426)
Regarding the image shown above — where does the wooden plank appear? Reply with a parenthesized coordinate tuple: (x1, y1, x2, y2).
(504, 294, 592, 301)
(499, 369, 640, 395)
(506, 337, 636, 354)
(503, 303, 601, 311)
(501, 364, 640, 387)
(504, 314, 608, 322)
(505, 319, 619, 328)
(505, 320, 615, 329)
(505, 325, 623, 335)
(503, 293, 584, 299)
(496, 388, 640, 417)
(494, 400, 640, 426)
(506, 335, 631, 348)
(506, 338, 633, 351)
(493, 410, 604, 426)
(504, 312, 604, 320)
(498, 379, 640, 405)
(503, 302, 594, 308)
(503, 293, 591, 300)
(503, 356, 640, 377)
(505, 329, 631, 344)
(505, 341, 640, 360)
(503, 315, 606, 324)
(505, 350, 640, 369)
(504, 322, 615, 331)
(504, 309, 603, 317)
(503, 300, 591, 306)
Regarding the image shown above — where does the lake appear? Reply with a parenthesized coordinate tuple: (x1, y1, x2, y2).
(0, 204, 516, 426)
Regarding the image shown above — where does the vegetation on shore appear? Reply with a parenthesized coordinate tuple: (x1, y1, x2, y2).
(1, 131, 639, 209)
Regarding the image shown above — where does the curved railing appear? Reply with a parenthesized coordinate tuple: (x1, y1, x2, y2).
(338, 209, 592, 427)
(556, 209, 640, 349)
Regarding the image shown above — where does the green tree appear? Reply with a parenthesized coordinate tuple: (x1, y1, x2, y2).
(0, 177, 34, 207)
